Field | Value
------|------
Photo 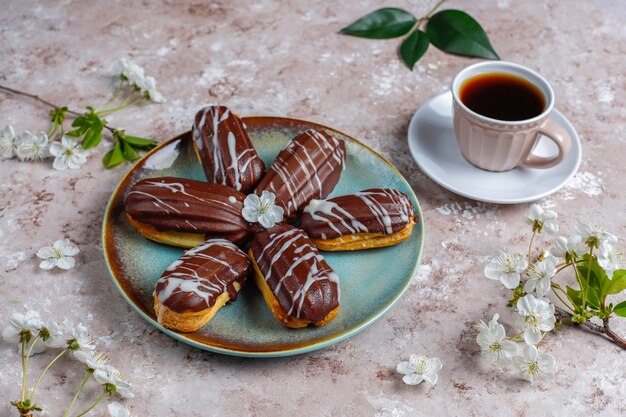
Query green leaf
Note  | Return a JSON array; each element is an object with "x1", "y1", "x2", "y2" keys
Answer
[
  {"x1": 124, "y1": 135, "x2": 157, "y2": 149},
  {"x1": 102, "y1": 140, "x2": 125, "y2": 168},
  {"x1": 585, "y1": 286, "x2": 600, "y2": 310},
  {"x1": 426, "y1": 10, "x2": 499, "y2": 59},
  {"x1": 607, "y1": 270, "x2": 626, "y2": 295},
  {"x1": 613, "y1": 300, "x2": 626, "y2": 317},
  {"x1": 566, "y1": 285, "x2": 582, "y2": 307},
  {"x1": 121, "y1": 140, "x2": 140, "y2": 161},
  {"x1": 400, "y1": 29, "x2": 429, "y2": 70},
  {"x1": 577, "y1": 257, "x2": 610, "y2": 300},
  {"x1": 339, "y1": 8, "x2": 417, "y2": 39}
]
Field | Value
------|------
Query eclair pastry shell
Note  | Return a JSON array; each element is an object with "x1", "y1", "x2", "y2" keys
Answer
[
  {"x1": 311, "y1": 219, "x2": 416, "y2": 251},
  {"x1": 153, "y1": 282, "x2": 241, "y2": 332},
  {"x1": 127, "y1": 215, "x2": 207, "y2": 249}
]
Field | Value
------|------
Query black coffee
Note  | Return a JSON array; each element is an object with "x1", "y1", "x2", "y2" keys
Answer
[{"x1": 460, "y1": 73, "x2": 546, "y2": 121}]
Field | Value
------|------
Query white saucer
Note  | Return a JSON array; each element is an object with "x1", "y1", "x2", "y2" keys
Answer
[{"x1": 407, "y1": 91, "x2": 582, "y2": 204}]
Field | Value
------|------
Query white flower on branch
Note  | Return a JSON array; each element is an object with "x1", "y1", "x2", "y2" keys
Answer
[
  {"x1": 598, "y1": 241, "x2": 622, "y2": 277},
  {"x1": 94, "y1": 366, "x2": 134, "y2": 398},
  {"x1": 242, "y1": 191, "x2": 284, "y2": 229},
  {"x1": 36, "y1": 239, "x2": 79, "y2": 270},
  {"x1": 116, "y1": 58, "x2": 165, "y2": 103},
  {"x1": 476, "y1": 313, "x2": 519, "y2": 366},
  {"x1": 512, "y1": 344, "x2": 555, "y2": 383},
  {"x1": 576, "y1": 223, "x2": 617, "y2": 248},
  {"x1": 74, "y1": 350, "x2": 110, "y2": 372},
  {"x1": 2, "y1": 310, "x2": 46, "y2": 354},
  {"x1": 16, "y1": 131, "x2": 49, "y2": 161},
  {"x1": 67, "y1": 322, "x2": 96, "y2": 355},
  {"x1": 40, "y1": 319, "x2": 66, "y2": 349},
  {"x1": 513, "y1": 294, "x2": 556, "y2": 345},
  {"x1": 49, "y1": 136, "x2": 88, "y2": 170},
  {"x1": 484, "y1": 252, "x2": 528, "y2": 289},
  {"x1": 550, "y1": 236, "x2": 587, "y2": 260},
  {"x1": 525, "y1": 204, "x2": 558, "y2": 234},
  {"x1": 524, "y1": 256, "x2": 558, "y2": 297},
  {"x1": 396, "y1": 354, "x2": 442, "y2": 386},
  {"x1": 0, "y1": 124, "x2": 19, "y2": 159}
]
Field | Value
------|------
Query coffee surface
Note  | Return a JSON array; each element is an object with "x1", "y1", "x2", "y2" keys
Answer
[{"x1": 460, "y1": 73, "x2": 546, "y2": 121}]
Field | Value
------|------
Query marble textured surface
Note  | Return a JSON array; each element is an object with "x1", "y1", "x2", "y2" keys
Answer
[{"x1": 1, "y1": 0, "x2": 625, "y2": 416}]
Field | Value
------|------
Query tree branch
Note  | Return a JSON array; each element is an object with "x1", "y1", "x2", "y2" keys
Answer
[{"x1": 554, "y1": 306, "x2": 626, "y2": 349}]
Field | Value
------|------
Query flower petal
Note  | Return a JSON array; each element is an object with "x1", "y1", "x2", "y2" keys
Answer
[
  {"x1": 39, "y1": 258, "x2": 58, "y2": 270},
  {"x1": 36, "y1": 246, "x2": 56, "y2": 259},
  {"x1": 396, "y1": 361, "x2": 414, "y2": 375},
  {"x1": 402, "y1": 374, "x2": 424, "y2": 385},
  {"x1": 241, "y1": 206, "x2": 259, "y2": 223},
  {"x1": 56, "y1": 256, "x2": 75, "y2": 270}
]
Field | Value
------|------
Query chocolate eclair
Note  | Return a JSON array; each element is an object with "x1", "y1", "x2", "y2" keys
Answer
[
  {"x1": 124, "y1": 177, "x2": 253, "y2": 248},
  {"x1": 192, "y1": 105, "x2": 266, "y2": 193},
  {"x1": 248, "y1": 224, "x2": 340, "y2": 328},
  {"x1": 299, "y1": 188, "x2": 417, "y2": 251},
  {"x1": 254, "y1": 129, "x2": 346, "y2": 220},
  {"x1": 154, "y1": 239, "x2": 250, "y2": 332}
]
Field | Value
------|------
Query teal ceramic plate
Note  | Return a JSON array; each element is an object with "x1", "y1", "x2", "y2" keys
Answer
[{"x1": 103, "y1": 117, "x2": 424, "y2": 357}]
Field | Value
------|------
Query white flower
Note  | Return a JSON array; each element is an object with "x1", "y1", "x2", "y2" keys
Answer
[
  {"x1": 576, "y1": 223, "x2": 617, "y2": 248},
  {"x1": 598, "y1": 241, "x2": 622, "y2": 277},
  {"x1": 75, "y1": 350, "x2": 110, "y2": 371},
  {"x1": 16, "y1": 131, "x2": 49, "y2": 161},
  {"x1": 67, "y1": 322, "x2": 96, "y2": 354},
  {"x1": 2, "y1": 310, "x2": 46, "y2": 354},
  {"x1": 242, "y1": 191, "x2": 284, "y2": 229},
  {"x1": 396, "y1": 354, "x2": 442, "y2": 386},
  {"x1": 525, "y1": 204, "x2": 558, "y2": 234},
  {"x1": 40, "y1": 319, "x2": 66, "y2": 348},
  {"x1": 513, "y1": 294, "x2": 556, "y2": 345},
  {"x1": 512, "y1": 344, "x2": 555, "y2": 383},
  {"x1": 523, "y1": 256, "x2": 558, "y2": 297},
  {"x1": 36, "y1": 239, "x2": 80, "y2": 270},
  {"x1": 94, "y1": 366, "x2": 134, "y2": 398},
  {"x1": 137, "y1": 75, "x2": 165, "y2": 103},
  {"x1": 2, "y1": 310, "x2": 43, "y2": 343},
  {"x1": 476, "y1": 313, "x2": 519, "y2": 366},
  {"x1": 484, "y1": 252, "x2": 528, "y2": 289},
  {"x1": 115, "y1": 58, "x2": 147, "y2": 88},
  {"x1": 109, "y1": 402, "x2": 133, "y2": 417},
  {"x1": 550, "y1": 236, "x2": 587, "y2": 259},
  {"x1": 0, "y1": 124, "x2": 19, "y2": 159},
  {"x1": 49, "y1": 136, "x2": 88, "y2": 170}
]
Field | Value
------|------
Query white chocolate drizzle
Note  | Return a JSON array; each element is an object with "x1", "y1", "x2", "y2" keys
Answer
[
  {"x1": 256, "y1": 227, "x2": 340, "y2": 319},
  {"x1": 156, "y1": 239, "x2": 245, "y2": 309}
]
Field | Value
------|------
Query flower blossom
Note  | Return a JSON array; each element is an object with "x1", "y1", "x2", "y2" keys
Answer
[
  {"x1": 16, "y1": 131, "x2": 49, "y2": 161},
  {"x1": 525, "y1": 204, "x2": 558, "y2": 234},
  {"x1": 550, "y1": 236, "x2": 587, "y2": 260},
  {"x1": 242, "y1": 191, "x2": 284, "y2": 229},
  {"x1": 512, "y1": 344, "x2": 555, "y2": 383},
  {"x1": 49, "y1": 136, "x2": 88, "y2": 170},
  {"x1": 36, "y1": 239, "x2": 80, "y2": 270},
  {"x1": 67, "y1": 322, "x2": 96, "y2": 355},
  {"x1": 513, "y1": 294, "x2": 556, "y2": 345},
  {"x1": 484, "y1": 252, "x2": 528, "y2": 289},
  {"x1": 94, "y1": 366, "x2": 134, "y2": 398},
  {"x1": 396, "y1": 354, "x2": 442, "y2": 386},
  {"x1": 523, "y1": 256, "x2": 558, "y2": 297},
  {"x1": 0, "y1": 124, "x2": 19, "y2": 159},
  {"x1": 2, "y1": 310, "x2": 46, "y2": 354},
  {"x1": 598, "y1": 241, "x2": 622, "y2": 277},
  {"x1": 476, "y1": 313, "x2": 519, "y2": 366}
]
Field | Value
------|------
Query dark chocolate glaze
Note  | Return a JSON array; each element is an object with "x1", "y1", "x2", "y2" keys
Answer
[
  {"x1": 250, "y1": 224, "x2": 340, "y2": 323},
  {"x1": 155, "y1": 239, "x2": 250, "y2": 313},
  {"x1": 124, "y1": 177, "x2": 253, "y2": 246},
  {"x1": 192, "y1": 106, "x2": 266, "y2": 193},
  {"x1": 299, "y1": 188, "x2": 416, "y2": 239},
  {"x1": 254, "y1": 129, "x2": 345, "y2": 220}
]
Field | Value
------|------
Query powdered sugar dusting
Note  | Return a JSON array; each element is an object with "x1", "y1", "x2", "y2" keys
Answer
[
  {"x1": 564, "y1": 171, "x2": 603, "y2": 197},
  {"x1": 436, "y1": 202, "x2": 497, "y2": 220}
]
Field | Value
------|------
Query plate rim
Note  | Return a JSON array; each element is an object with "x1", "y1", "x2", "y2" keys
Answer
[
  {"x1": 407, "y1": 91, "x2": 582, "y2": 204},
  {"x1": 102, "y1": 116, "x2": 425, "y2": 357}
]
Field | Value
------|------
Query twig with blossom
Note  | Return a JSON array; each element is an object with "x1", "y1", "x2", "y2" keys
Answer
[
  {"x1": 476, "y1": 204, "x2": 626, "y2": 383},
  {"x1": 0, "y1": 58, "x2": 164, "y2": 169},
  {"x1": 2, "y1": 310, "x2": 134, "y2": 417}
]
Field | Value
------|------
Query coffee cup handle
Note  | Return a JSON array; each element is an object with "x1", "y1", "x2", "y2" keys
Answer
[{"x1": 521, "y1": 119, "x2": 572, "y2": 169}]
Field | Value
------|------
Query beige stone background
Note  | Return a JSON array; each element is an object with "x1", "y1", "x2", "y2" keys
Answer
[{"x1": 1, "y1": 0, "x2": 625, "y2": 416}]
